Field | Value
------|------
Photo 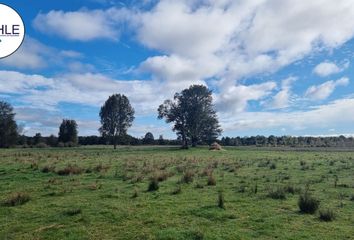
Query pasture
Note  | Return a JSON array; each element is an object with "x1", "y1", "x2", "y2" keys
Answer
[{"x1": 0, "y1": 146, "x2": 353, "y2": 239}]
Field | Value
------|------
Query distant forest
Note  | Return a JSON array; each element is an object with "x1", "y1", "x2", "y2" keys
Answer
[{"x1": 17, "y1": 134, "x2": 354, "y2": 148}]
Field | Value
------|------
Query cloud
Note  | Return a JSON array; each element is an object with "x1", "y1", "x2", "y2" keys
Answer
[
  {"x1": 221, "y1": 97, "x2": 354, "y2": 132},
  {"x1": 30, "y1": 1, "x2": 354, "y2": 112},
  {"x1": 0, "y1": 37, "x2": 85, "y2": 70},
  {"x1": 215, "y1": 82, "x2": 277, "y2": 113},
  {"x1": 269, "y1": 77, "x2": 297, "y2": 109},
  {"x1": 313, "y1": 61, "x2": 347, "y2": 77},
  {"x1": 305, "y1": 77, "x2": 349, "y2": 100},
  {"x1": 33, "y1": 8, "x2": 130, "y2": 41}
]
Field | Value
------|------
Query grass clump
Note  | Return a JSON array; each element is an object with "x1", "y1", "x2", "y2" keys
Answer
[
  {"x1": 268, "y1": 187, "x2": 286, "y2": 200},
  {"x1": 64, "y1": 208, "x2": 82, "y2": 216},
  {"x1": 319, "y1": 208, "x2": 336, "y2": 222},
  {"x1": 3, "y1": 192, "x2": 30, "y2": 207},
  {"x1": 56, "y1": 164, "x2": 83, "y2": 175},
  {"x1": 171, "y1": 186, "x2": 182, "y2": 195},
  {"x1": 181, "y1": 170, "x2": 194, "y2": 184},
  {"x1": 207, "y1": 174, "x2": 216, "y2": 186},
  {"x1": 218, "y1": 191, "x2": 225, "y2": 209},
  {"x1": 298, "y1": 191, "x2": 320, "y2": 214},
  {"x1": 148, "y1": 178, "x2": 159, "y2": 192}
]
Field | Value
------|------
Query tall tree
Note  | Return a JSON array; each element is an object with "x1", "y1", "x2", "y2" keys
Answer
[
  {"x1": 58, "y1": 119, "x2": 78, "y2": 144},
  {"x1": 143, "y1": 132, "x2": 154, "y2": 144},
  {"x1": 99, "y1": 94, "x2": 135, "y2": 149},
  {"x1": 158, "y1": 85, "x2": 222, "y2": 148},
  {"x1": 0, "y1": 101, "x2": 18, "y2": 148}
]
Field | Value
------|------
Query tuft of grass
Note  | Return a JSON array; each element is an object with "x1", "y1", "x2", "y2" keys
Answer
[
  {"x1": 207, "y1": 174, "x2": 216, "y2": 186},
  {"x1": 268, "y1": 187, "x2": 286, "y2": 200},
  {"x1": 218, "y1": 191, "x2": 225, "y2": 209},
  {"x1": 41, "y1": 165, "x2": 55, "y2": 173},
  {"x1": 132, "y1": 188, "x2": 139, "y2": 198},
  {"x1": 181, "y1": 170, "x2": 194, "y2": 184},
  {"x1": 56, "y1": 165, "x2": 83, "y2": 176},
  {"x1": 3, "y1": 192, "x2": 30, "y2": 207},
  {"x1": 319, "y1": 208, "x2": 336, "y2": 222},
  {"x1": 171, "y1": 186, "x2": 182, "y2": 195},
  {"x1": 269, "y1": 163, "x2": 277, "y2": 169},
  {"x1": 298, "y1": 191, "x2": 320, "y2": 214},
  {"x1": 64, "y1": 208, "x2": 82, "y2": 216},
  {"x1": 147, "y1": 178, "x2": 159, "y2": 192}
]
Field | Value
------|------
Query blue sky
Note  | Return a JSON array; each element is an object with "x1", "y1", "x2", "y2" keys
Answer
[{"x1": 1, "y1": 0, "x2": 354, "y2": 138}]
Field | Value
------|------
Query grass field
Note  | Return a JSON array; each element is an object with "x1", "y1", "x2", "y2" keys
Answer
[{"x1": 0, "y1": 146, "x2": 353, "y2": 240}]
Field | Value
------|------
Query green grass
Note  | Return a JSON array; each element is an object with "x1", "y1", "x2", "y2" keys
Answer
[{"x1": 0, "y1": 146, "x2": 353, "y2": 239}]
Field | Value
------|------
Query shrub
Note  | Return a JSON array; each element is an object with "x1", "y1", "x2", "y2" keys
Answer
[
  {"x1": 319, "y1": 208, "x2": 335, "y2": 222},
  {"x1": 147, "y1": 178, "x2": 159, "y2": 192},
  {"x1": 298, "y1": 191, "x2": 320, "y2": 214},
  {"x1": 218, "y1": 191, "x2": 225, "y2": 209},
  {"x1": 3, "y1": 192, "x2": 30, "y2": 206},
  {"x1": 268, "y1": 187, "x2": 286, "y2": 200},
  {"x1": 350, "y1": 195, "x2": 354, "y2": 201},
  {"x1": 207, "y1": 174, "x2": 216, "y2": 186},
  {"x1": 181, "y1": 170, "x2": 194, "y2": 184},
  {"x1": 57, "y1": 142, "x2": 65, "y2": 148}
]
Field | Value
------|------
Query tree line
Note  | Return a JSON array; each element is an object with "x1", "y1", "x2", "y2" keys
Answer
[{"x1": 1, "y1": 85, "x2": 354, "y2": 148}]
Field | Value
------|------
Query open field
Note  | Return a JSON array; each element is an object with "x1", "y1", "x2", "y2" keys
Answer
[{"x1": 0, "y1": 146, "x2": 353, "y2": 240}]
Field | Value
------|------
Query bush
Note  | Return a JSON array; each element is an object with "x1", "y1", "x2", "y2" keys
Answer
[
  {"x1": 268, "y1": 187, "x2": 286, "y2": 200},
  {"x1": 298, "y1": 191, "x2": 320, "y2": 214},
  {"x1": 147, "y1": 178, "x2": 159, "y2": 192},
  {"x1": 3, "y1": 192, "x2": 30, "y2": 206},
  {"x1": 57, "y1": 142, "x2": 65, "y2": 148},
  {"x1": 319, "y1": 208, "x2": 335, "y2": 222}
]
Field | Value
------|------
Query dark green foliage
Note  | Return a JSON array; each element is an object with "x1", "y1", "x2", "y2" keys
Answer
[
  {"x1": 269, "y1": 162, "x2": 276, "y2": 169},
  {"x1": 298, "y1": 191, "x2": 320, "y2": 214},
  {"x1": 99, "y1": 94, "x2": 135, "y2": 149},
  {"x1": 64, "y1": 208, "x2": 82, "y2": 216},
  {"x1": 3, "y1": 192, "x2": 30, "y2": 206},
  {"x1": 143, "y1": 132, "x2": 155, "y2": 144},
  {"x1": 58, "y1": 119, "x2": 78, "y2": 145},
  {"x1": 148, "y1": 178, "x2": 159, "y2": 191},
  {"x1": 158, "y1": 85, "x2": 221, "y2": 148},
  {"x1": 218, "y1": 191, "x2": 225, "y2": 209},
  {"x1": 0, "y1": 101, "x2": 18, "y2": 148},
  {"x1": 319, "y1": 208, "x2": 335, "y2": 222}
]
